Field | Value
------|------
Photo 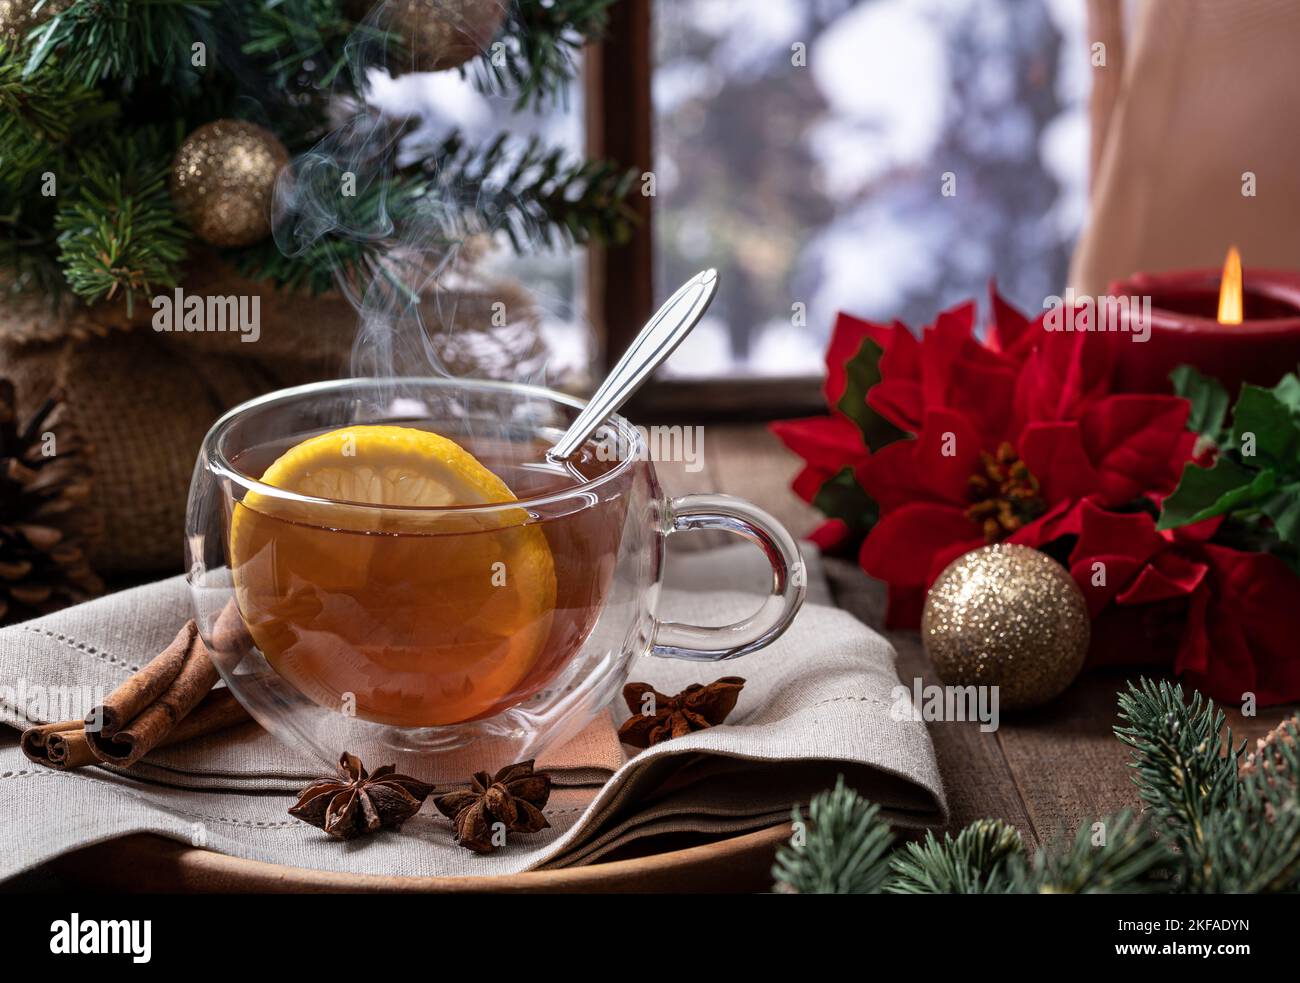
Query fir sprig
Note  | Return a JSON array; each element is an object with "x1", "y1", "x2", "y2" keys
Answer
[
  {"x1": 0, "y1": 45, "x2": 105, "y2": 149},
  {"x1": 239, "y1": 129, "x2": 636, "y2": 295},
  {"x1": 240, "y1": 0, "x2": 390, "y2": 92},
  {"x1": 54, "y1": 138, "x2": 188, "y2": 313},
  {"x1": 413, "y1": 130, "x2": 637, "y2": 251},
  {"x1": 772, "y1": 776, "x2": 895, "y2": 894},
  {"x1": 773, "y1": 679, "x2": 1299, "y2": 894},
  {"x1": 1200, "y1": 720, "x2": 1300, "y2": 893},
  {"x1": 471, "y1": 0, "x2": 619, "y2": 110},
  {"x1": 1008, "y1": 810, "x2": 1169, "y2": 893},
  {"x1": 1114, "y1": 678, "x2": 1244, "y2": 890},
  {"x1": 0, "y1": 1, "x2": 633, "y2": 311},
  {"x1": 25, "y1": 0, "x2": 217, "y2": 87},
  {"x1": 887, "y1": 820, "x2": 1023, "y2": 894}
]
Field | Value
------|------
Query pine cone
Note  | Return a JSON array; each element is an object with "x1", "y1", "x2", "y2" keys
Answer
[{"x1": 0, "y1": 380, "x2": 103, "y2": 624}]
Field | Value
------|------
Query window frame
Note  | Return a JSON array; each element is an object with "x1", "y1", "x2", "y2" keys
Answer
[{"x1": 583, "y1": 0, "x2": 825, "y2": 420}]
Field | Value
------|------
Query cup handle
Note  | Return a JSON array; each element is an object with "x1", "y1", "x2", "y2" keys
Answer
[{"x1": 652, "y1": 493, "x2": 807, "y2": 661}]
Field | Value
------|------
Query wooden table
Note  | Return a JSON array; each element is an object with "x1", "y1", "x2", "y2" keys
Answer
[{"x1": 659, "y1": 423, "x2": 1295, "y2": 852}]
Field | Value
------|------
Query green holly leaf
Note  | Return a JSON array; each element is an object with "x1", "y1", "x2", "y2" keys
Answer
[
  {"x1": 1169, "y1": 365, "x2": 1230, "y2": 441},
  {"x1": 1271, "y1": 370, "x2": 1300, "y2": 420},
  {"x1": 1157, "y1": 457, "x2": 1276, "y2": 530},
  {"x1": 1229, "y1": 384, "x2": 1300, "y2": 470},
  {"x1": 836, "y1": 337, "x2": 907, "y2": 452},
  {"x1": 1261, "y1": 482, "x2": 1300, "y2": 548},
  {"x1": 812, "y1": 465, "x2": 878, "y2": 534}
]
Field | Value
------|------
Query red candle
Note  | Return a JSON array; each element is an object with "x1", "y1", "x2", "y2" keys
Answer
[{"x1": 1107, "y1": 251, "x2": 1300, "y2": 395}]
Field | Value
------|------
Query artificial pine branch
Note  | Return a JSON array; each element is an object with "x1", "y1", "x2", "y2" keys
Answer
[
  {"x1": 412, "y1": 130, "x2": 637, "y2": 251},
  {"x1": 472, "y1": 0, "x2": 619, "y2": 110},
  {"x1": 774, "y1": 679, "x2": 1300, "y2": 895},
  {"x1": 887, "y1": 819, "x2": 1023, "y2": 894},
  {"x1": 1008, "y1": 810, "x2": 1169, "y2": 894},
  {"x1": 240, "y1": 0, "x2": 386, "y2": 92},
  {"x1": 54, "y1": 134, "x2": 188, "y2": 312},
  {"x1": 25, "y1": 0, "x2": 216, "y2": 88},
  {"x1": 771, "y1": 776, "x2": 896, "y2": 894},
  {"x1": 1200, "y1": 720, "x2": 1300, "y2": 893},
  {"x1": 2, "y1": 2, "x2": 636, "y2": 311},
  {"x1": 0, "y1": 45, "x2": 103, "y2": 148},
  {"x1": 1114, "y1": 678, "x2": 1245, "y2": 890},
  {"x1": 238, "y1": 129, "x2": 636, "y2": 295}
]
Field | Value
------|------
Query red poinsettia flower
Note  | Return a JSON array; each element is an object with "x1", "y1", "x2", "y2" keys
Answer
[
  {"x1": 771, "y1": 294, "x2": 1030, "y2": 552},
  {"x1": 777, "y1": 287, "x2": 1298, "y2": 704},
  {"x1": 855, "y1": 300, "x2": 1193, "y2": 627},
  {"x1": 1058, "y1": 500, "x2": 1300, "y2": 705},
  {"x1": 770, "y1": 311, "x2": 895, "y2": 551}
]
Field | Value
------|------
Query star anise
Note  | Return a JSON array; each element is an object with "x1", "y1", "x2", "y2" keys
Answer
[
  {"x1": 432, "y1": 759, "x2": 552, "y2": 854},
  {"x1": 617, "y1": 676, "x2": 746, "y2": 749},
  {"x1": 289, "y1": 752, "x2": 435, "y2": 840}
]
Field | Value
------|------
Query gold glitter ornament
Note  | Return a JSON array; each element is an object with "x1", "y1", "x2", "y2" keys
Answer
[
  {"x1": 921, "y1": 543, "x2": 1089, "y2": 711},
  {"x1": 169, "y1": 120, "x2": 289, "y2": 248},
  {"x1": 382, "y1": 0, "x2": 508, "y2": 73},
  {"x1": 0, "y1": 0, "x2": 67, "y2": 45}
]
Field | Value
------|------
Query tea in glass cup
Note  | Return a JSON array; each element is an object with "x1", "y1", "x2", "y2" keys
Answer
[
  {"x1": 228, "y1": 425, "x2": 628, "y2": 727},
  {"x1": 188, "y1": 378, "x2": 804, "y2": 771}
]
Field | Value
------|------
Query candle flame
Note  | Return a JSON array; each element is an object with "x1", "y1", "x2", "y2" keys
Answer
[{"x1": 1218, "y1": 246, "x2": 1243, "y2": 325}]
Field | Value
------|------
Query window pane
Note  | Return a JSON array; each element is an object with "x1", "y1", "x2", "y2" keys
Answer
[{"x1": 652, "y1": 0, "x2": 1088, "y2": 378}]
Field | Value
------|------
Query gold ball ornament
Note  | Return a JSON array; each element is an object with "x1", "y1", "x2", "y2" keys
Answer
[
  {"x1": 169, "y1": 120, "x2": 290, "y2": 248},
  {"x1": 0, "y1": 0, "x2": 68, "y2": 45},
  {"x1": 384, "y1": 0, "x2": 508, "y2": 73},
  {"x1": 921, "y1": 543, "x2": 1090, "y2": 711}
]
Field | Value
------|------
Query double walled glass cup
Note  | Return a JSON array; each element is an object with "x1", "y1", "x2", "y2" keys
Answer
[{"x1": 186, "y1": 378, "x2": 805, "y2": 778}]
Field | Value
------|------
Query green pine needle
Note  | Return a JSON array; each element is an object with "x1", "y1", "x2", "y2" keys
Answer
[
  {"x1": 771, "y1": 776, "x2": 895, "y2": 894},
  {"x1": 240, "y1": 0, "x2": 387, "y2": 92},
  {"x1": 1009, "y1": 810, "x2": 1171, "y2": 894},
  {"x1": 773, "y1": 679, "x2": 1299, "y2": 894},
  {"x1": 1198, "y1": 720, "x2": 1300, "y2": 893},
  {"x1": 1115, "y1": 678, "x2": 1245, "y2": 889},
  {"x1": 54, "y1": 136, "x2": 188, "y2": 313},
  {"x1": 1, "y1": 1, "x2": 635, "y2": 307},
  {"x1": 470, "y1": 0, "x2": 619, "y2": 110},
  {"x1": 416, "y1": 129, "x2": 637, "y2": 252},
  {"x1": 25, "y1": 0, "x2": 216, "y2": 88},
  {"x1": 887, "y1": 820, "x2": 1024, "y2": 894}
]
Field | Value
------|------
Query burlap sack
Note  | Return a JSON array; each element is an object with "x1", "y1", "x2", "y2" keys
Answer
[{"x1": 0, "y1": 259, "x2": 545, "y2": 577}]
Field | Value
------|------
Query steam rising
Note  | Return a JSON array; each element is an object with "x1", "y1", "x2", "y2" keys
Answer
[{"x1": 270, "y1": 0, "x2": 554, "y2": 394}]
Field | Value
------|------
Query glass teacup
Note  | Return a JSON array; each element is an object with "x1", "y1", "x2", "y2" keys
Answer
[{"x1": 186, "y1": 378, "x2": 805, "y2": 777}]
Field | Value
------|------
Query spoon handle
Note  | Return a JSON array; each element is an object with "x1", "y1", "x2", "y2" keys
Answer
[{"x1": 550, "y1": 268, "x2": 719, "y2": 460}]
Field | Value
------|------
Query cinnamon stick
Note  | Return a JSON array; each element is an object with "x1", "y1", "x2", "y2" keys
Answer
[
  {"x1": 20, "y1": 719, "x2": 98, "y2": 770},
  {"x1": 83, "y1": 619, "x2": 225, "y2": 767},
  {"x1": 22, "y1": 688, "x2": 252, "y2": 771}
]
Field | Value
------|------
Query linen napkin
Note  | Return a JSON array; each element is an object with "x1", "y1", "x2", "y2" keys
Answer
[{"x1": 0, "y1": 543, "x2": 945, "y2": 881}]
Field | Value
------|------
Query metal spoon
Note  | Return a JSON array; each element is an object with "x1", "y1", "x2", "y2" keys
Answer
[{"x1": 549, "y1": 268, "x2": 719, "y2": 461}]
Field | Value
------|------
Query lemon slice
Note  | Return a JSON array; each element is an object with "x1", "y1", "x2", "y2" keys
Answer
[
  {"x1": 229, "y1": 425, "x2": 558, "y2": 727},
  {"x1": 261, "y1": 425, "x2": 516, "y2": 507}
]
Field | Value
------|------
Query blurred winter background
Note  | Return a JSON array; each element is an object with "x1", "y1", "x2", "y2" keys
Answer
[
  {"x1": 378, "y1": 0, "x2": 1089, "y2": 382},
  {"x1": 655, "y1": 0, "x2": 1089, "y2": 377}
]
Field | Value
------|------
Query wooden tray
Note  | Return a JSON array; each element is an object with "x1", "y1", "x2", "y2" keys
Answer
[{"x1": 48, "y1": 825, "x2": 789, "y2": 893}]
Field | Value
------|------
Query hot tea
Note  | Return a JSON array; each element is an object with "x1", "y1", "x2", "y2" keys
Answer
[{"x1": 227, "y1": 424, "x2": 632, "y2": 727}]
